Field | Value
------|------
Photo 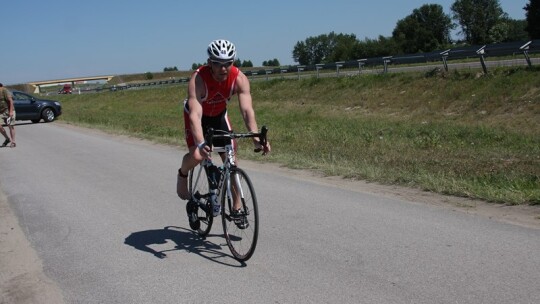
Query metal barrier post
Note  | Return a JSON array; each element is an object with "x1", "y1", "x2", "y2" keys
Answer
[
  {"x1": 357, "y1": 59, "x2": 366, "y2": 74},
  {"x1": 477, "y1": 46, "x2": 488, "y2": 74},
  {"x1": 440, "y1": 50, "x2": 450, "y2": 72},
  {"x1": 520, "y1": 41, "x2": 533, "y2": 68},
  {"x1": 316, "y1": 64, "x2": 324, "y2": 78},
  {"x1": 265, "y1": 70, "x2": 272, "y2": 81},
  {"x1": 383, "y1": 57, "x2": 393, "y2": 73},
  {"x1": 297, "y1": 66, "x2": 305, "y2": 80},
  {"x1": 280, "y1": 69, "x2": 287, "y2": 79},
  {"x1": 335, "y1": 62, "x2": 344, "y2": 77}
]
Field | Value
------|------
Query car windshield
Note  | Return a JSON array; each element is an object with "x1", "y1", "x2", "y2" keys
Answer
[{"x1": 12, "y1": 92, "x2": 31, "y2": 100}]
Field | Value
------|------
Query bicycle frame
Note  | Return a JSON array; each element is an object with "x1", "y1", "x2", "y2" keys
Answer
[
  {"x1": 192, "y1": 125, "x2": 264, "y2": 211},
  {"x1": 187, "y1": 127, "x2": 267, "y2": 261}
]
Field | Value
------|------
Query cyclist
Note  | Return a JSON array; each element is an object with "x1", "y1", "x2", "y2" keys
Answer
[{"x1": 177, "y1": 39, "x2": 271, "y2": 229}]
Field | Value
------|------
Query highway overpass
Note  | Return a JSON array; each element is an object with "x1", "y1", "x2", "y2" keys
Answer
[{"x1": 28, "y1": 75, "x2": 114, "y2": 93}]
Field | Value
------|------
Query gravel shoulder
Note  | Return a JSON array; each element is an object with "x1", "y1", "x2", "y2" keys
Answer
[{"x1": 0, "y1": 191, "x2": 65, "y2": 304}]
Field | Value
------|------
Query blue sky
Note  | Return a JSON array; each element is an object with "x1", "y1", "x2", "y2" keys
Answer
[{"x1": 1, "y1": 0, "x2": 528, "y2": 85}]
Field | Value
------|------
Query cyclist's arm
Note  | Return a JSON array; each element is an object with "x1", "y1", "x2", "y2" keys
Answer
[
  {"x1": 187, "y1": 73, "x2": 206, "y2": 147},
  {"x1": 236, "y1": 71, "x2": 258, "y2": 135},
  {"x1": 236, "y1": 71, "x2": 271, "y2": 154}
]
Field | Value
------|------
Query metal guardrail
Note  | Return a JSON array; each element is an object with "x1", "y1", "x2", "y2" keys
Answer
[
  {"x1": 253, "y1": 39, "x2": 540, "y2": 76},
  {"x1": 242, "y1": 40, "x2": 540, "y2": 80},
  {"x1": 62, "y1": 40, "x2": 539, "y2": 95}
]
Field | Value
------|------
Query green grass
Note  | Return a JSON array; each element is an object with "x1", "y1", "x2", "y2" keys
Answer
[{"x1": 54, "y1": 67, "x2": 540, "y2": 205}]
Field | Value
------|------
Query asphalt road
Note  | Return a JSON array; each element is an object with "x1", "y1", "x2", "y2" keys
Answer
[{"x1": 1, "y1": 123, "x2": 539, "y2": 304}]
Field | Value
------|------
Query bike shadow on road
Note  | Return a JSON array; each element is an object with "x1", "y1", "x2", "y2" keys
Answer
[{"x1": 124, "y1": 226, "x2": 246, "y2": 267}]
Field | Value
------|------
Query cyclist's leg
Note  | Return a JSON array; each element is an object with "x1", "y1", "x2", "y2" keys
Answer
[
  {"x1": 181, "y1": 147, "x2": 211, "y2": 231},
  {"x1": 231, "y1": 171, "x2": 242, "y2": 211},
  {"x1": 218, "y1": 150, "x2": 241, "y2": 212},
  {"x1": 228, "y1": 151, "x2": 242, "y2": 212},
  {"x1": 189, "y1": 163, "x2": 213, "y2": 236},
  {"x1": 177, "y1": 150, "x2": 201, "y2": 198},
  {"x1": 177, "y1": 108, "x2": 205, "y2": 200},
  {"x1": 213, "y1": 109, "x2": 244, "y2": 209}
]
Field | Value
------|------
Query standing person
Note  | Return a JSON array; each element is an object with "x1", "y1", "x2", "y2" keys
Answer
[
  {"x1": 177, "y1": 39, "x2": 271, "y2": 229},
  {"x1": 0, "y1": 83, "x2": 15, "y2": 148}
]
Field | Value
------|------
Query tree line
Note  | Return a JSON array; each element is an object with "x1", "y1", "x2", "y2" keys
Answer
[
  {"x1": 179, "y1": 0, "x2": 538, "y2": 69},
  {"x1": 187, "y1": 58, "x2": 281, "y2": 71},
  {"x1": 293, "y1": 0, "x2": 539, "y2": 65}
]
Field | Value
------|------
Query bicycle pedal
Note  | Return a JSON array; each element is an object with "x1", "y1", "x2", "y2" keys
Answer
[{"x1": 186, "y1": 201, "x2": 200, "y2": 230}]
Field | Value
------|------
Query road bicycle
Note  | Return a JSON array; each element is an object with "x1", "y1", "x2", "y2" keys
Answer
[{"x1": 187, "y1": 126, "x2": 268, "y2": 261}]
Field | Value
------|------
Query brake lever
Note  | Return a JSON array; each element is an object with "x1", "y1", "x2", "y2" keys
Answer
[
  {"x1": 254, "y1": 126, "x2": 268, "y2": 153},
  {"x1": 204, "y1": 128, "x2": 214, "y2": 151}
]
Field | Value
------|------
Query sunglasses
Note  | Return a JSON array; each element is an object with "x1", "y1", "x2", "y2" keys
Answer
[{"x1": 211, "y1": 60, "x2": 234, "y2": 68}]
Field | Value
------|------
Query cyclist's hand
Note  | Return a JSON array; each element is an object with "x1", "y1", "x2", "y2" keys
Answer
[
  {"x1": 198, "y1": 144, "x2": 211, "y2": 159},
  {"x1": 254, "y1": 140, "x2": 271, "y2": 155}
]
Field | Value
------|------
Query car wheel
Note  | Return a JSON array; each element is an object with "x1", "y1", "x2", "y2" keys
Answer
[
  {"x1": 42, "y1": 108, "x2": 56, "y2": 122},
  {"x1": 31, "y1": 119, "x2": 41, "y2": 123}
]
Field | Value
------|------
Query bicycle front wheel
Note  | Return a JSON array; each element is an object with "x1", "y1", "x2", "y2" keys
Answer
[
  {"x1": 221, "y1": 168, "x2": 259, "y2": 262},
  {"x1": 189, "y1": 164, "x2": 213, "y2": 237}
]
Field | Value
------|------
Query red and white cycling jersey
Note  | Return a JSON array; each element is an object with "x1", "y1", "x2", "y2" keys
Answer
[{"x1": 194, "y1": 65, "x2": 240, "y2": 117}]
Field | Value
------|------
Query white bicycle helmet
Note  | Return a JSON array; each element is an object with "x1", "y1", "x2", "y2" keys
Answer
[{"x1": 207, "y1": 39, "x2": 236, "y2": 61}]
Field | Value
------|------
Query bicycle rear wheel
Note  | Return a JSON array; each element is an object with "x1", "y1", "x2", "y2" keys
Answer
[
  {"x1": 189, "y1": 165, "x2": 213, "y2": 236},
  {"x1": 221, "y1": 168, "x2": 259, "y2": 261}
]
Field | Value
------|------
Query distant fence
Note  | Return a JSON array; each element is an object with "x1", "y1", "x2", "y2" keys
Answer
[
  {"x1": 55, "y1": 40, "x2": 540, "y2": 95},
  {"x1": 244, "y1": 39, "x2": 540, "y2": 78}
]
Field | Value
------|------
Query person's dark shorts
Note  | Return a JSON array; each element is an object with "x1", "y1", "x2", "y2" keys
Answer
[{"x1": 183, "y1": 102, "x2": 234, "y2": 148}]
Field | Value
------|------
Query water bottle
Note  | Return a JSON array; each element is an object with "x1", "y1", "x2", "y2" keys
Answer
[
  {"x1": 210, "y1": 190, "x2": 220, "y2": 216},
  {"x1": 207, "y1": 165, "x2": 221, "y2": 216},
  {"x1": 208, "y1": 165, "x2": 221, "y2": 188}
]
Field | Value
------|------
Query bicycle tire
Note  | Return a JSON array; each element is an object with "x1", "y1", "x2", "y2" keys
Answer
[
  {"x1": 189, "y1": 165, "x2": 213, "y2": 236},
  {"x1": 221, "y1": 167, "x2": 259, "y2": 261}
]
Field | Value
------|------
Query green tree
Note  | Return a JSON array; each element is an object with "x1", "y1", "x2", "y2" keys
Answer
[
  {"x1": 241, "y1": 60, "x2": 254, "y2": 67},
  {"x1": 525, "y1": 0, "x2": 540, "y2": 38},
  {"x1": 451, "y1": 0, "x2": 506, "y2": 44},
  {"x1": 292, "y1": 37, "x2": 327, "y2": 65},
  {"x1": 191, "y1": 63, "x2": 203, "y2": 70},
  {"x1": 327, "y1": 33, "x2": 359, "y2": 62},
  {"x1": 392, "y1": 4, "x2": 454, "y2": 54},
  {"x1": 163, "y1": 66, "x2": 178, "y2": 72},
  {"x1": 507, "y1": 19, "x2": 529, "y2": 41},
  {"x1": 292, "y1": 32, "x2": 358, "y2": 65},
  {"x1": 145, "y1": 72, "x2": 154, "y2": 80},
  {"x1": 489, "y1": 18, "x2": 528, "y2": 42},
  {"x1": 263, "y1": 59, "x2": 280, "y2": 66},
  {"x1": 354, "y1": 36, "x2": 399, "y2": 59}
]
